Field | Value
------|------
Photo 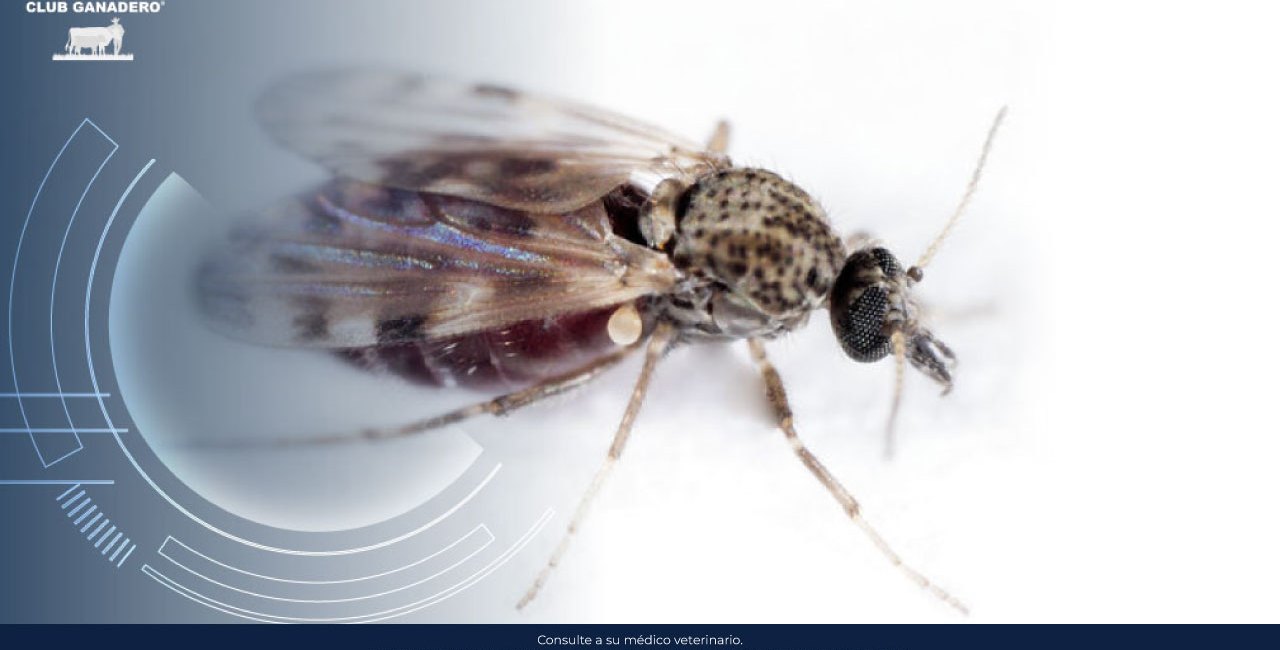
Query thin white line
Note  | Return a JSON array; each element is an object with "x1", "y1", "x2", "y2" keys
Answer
[
  {"x1": 73, "y1": 504, "x2": 97, "y2": 525},
  {"x1": 87, "y1": 518, "x2": 109, "y2": 541},
  {"x1": 56, "y1": 483, "x2": 81, "y2": 499},
  {"x1": 361, "y1": 509, "x2": 556, "y2": 623},
  {"x1": 88, "y1": 119, "x2": 117, "y2": 147},
  {"x1": 1, "y1": 428, "x2": 127, "y2": 433},
  {"x1": 9, "y1": 119, "x2": 89, "y2": 469},
  {"x1": 158, "y1": 524, "x2": 494, "y2": 586},
  {"x1": 0, "y1": 393, "x2": 109, "y2": 398},
  {"x1": 160, "y1": 528, "x2": 493, "y2": 604},
  {"x1": 119, "y1": 454, "x2": 495, "y2": 556},
  {"x1": 79, "y1": 512, "x2": 102, "y2": 533},
  {"x1": 141, "y1": 567, "x2": 280, "y2": 624},
  {"x1": 42, "y1": 444, "x2": 85, "y2": 469},
  {"x1": 1, "y1": 480, "x2": 111, "y2": 486},
  {"x1": 95, "y1": 525, "x2": 116, "y2": 548},
  {"x1": 102, "y1": 531, "x2": 123, "y2": 555},
  {"x1": 61, "y1": 490, "x2": 85, "y2": 508},
  {"x1": 116, "y1": 543, "x2": 136, "y2": 567},
  {"x1": 141, "y1": 509, "x2": 554, "y2": 623},
  {"x1": 67, "y1": 498, "x2": 90, "y2": 517},
  {"x1": 331, "y1": 509, "x2": 558, "y2": 623},
  {"x1": 51, "y1": 54, "x2": 134, "y2": 61},
  {"x1": 109, "y1": 537, "x2": 129, "y2": 562},
  {"x1": 50, "y1": 118, "x2": 115, "y2": 465}
]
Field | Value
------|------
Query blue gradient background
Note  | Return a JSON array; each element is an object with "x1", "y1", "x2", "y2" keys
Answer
[{"x1": 3, "y1": 0, "x2": 612, "y2": 623}]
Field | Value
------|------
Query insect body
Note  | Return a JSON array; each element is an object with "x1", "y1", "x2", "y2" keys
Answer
[{"x1": 198, "y1": 70, "x2": 1004, "y2": 614}]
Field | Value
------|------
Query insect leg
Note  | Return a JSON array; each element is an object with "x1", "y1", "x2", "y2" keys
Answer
[
  {"x1": 746, "y1": 338, "x2": 969, "y2": 615},
  {"x1": 516, "y1": 321, "x2": 676, "y2": 610},
  {"x1": 706, "y1": 119, "x2": 731, "y2": 154},
  {"x1": 912, "y1": 105, "x2": 1007, "y2": 271},
  {"x1": 191, "y1": 345, "x2": 639, "y2": 449}
]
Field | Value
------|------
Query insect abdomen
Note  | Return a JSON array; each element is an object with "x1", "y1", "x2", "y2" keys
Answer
[{"x1": 337, "y1": 305, "x2": 629, "y2": 390}]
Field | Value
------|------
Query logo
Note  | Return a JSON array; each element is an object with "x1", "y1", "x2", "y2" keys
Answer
[{"x1": 52, "y1": 16, "x2": 131, "y2": 61}]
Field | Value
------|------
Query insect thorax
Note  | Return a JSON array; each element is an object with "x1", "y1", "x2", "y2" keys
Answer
[{"x1": 656, "y1": 168, "x2": 846, "y2": 341}]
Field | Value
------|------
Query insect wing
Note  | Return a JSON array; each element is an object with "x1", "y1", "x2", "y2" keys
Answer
[
  {"x1": 198, "y1": 180, "x2": 678, "y2": 348},
  {"x1": 256, "y1": 70, "x2": 727, "y2": 213}
]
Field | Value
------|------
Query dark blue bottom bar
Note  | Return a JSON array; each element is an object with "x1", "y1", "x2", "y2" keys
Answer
[{"x1": 5, "y1": 624, "x2": 1276, "y2": 649}]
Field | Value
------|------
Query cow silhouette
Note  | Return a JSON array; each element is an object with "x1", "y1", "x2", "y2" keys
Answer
[{"x1": 65, "y1": 17, "x2": 125, "y2": 56}]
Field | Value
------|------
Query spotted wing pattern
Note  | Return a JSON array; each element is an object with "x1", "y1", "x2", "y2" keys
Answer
[
  {"x1": 256, "y1": 70, "x2": 729, "y2": 213},
  {"x1": 198, "y1": 180, "x2": 678, "y2": 348}
]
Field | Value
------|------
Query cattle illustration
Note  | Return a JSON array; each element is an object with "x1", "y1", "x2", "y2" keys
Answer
[{"x1": 64, "y1": 17, "x2": 125, "y2": 57}]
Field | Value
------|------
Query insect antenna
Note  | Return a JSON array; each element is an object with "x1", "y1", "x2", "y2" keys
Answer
[
  {"x1": 885, "y1": 106, "x2": 1008, "y2": 458},
  {"x1": 910, "y1": 105, "x2": 1008, "y2": 275}
]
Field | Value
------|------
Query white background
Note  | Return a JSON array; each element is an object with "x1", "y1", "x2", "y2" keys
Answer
[{"x1": 144, "y1": 0, "x2": 1280, "y2": 622}]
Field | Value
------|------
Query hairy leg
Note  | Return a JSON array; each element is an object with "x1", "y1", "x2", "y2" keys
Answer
[
  {"x1": 747, "y1": 338, "x2": 969, "y2": 615},
  {"x1": 517, "y1": 322, "x2": 676, "y2": 610}
]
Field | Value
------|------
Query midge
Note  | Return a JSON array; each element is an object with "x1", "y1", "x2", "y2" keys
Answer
[{"x1": 198, "y1": 70, "x2": 1005, "y2": 614}]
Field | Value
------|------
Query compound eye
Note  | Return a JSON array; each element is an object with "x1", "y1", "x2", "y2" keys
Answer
[
  {"x1": 869, "y1": 247, "x2": 905, "y2": 278},
  {"x1": 829, "y1": 249, "x2": 896, "y2": 362},
  {"x1": 833, "y1": 286, "x2": 892, "y2": 361}
]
